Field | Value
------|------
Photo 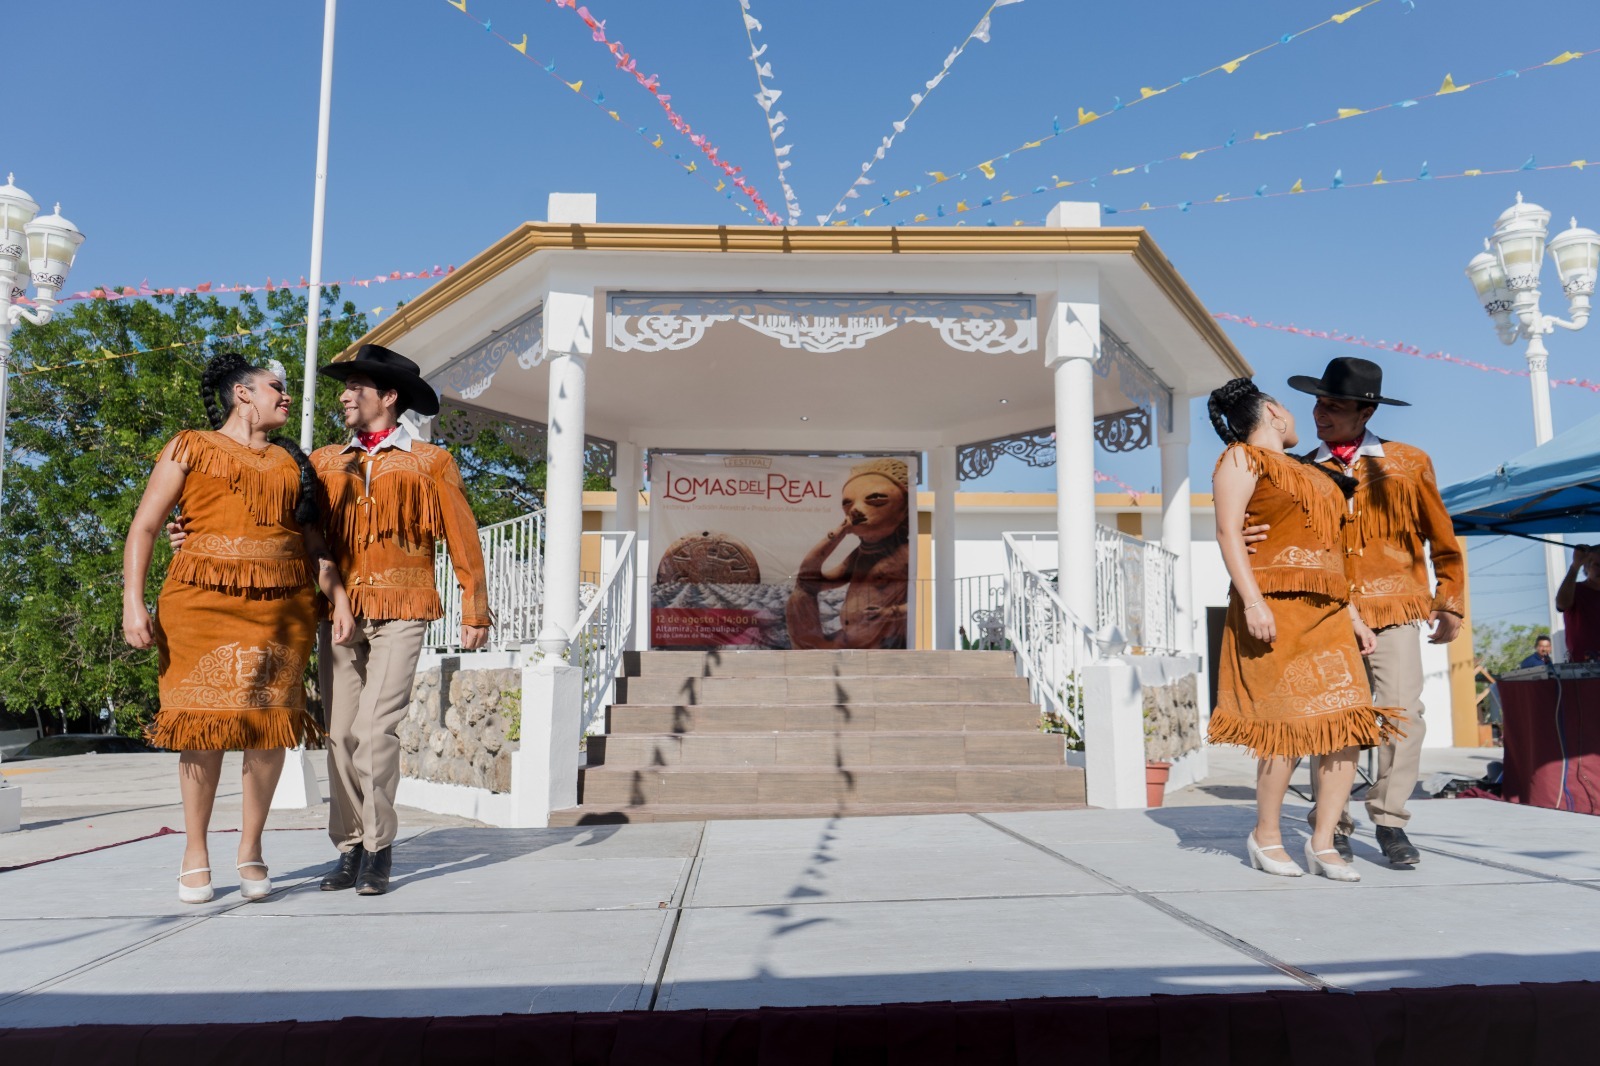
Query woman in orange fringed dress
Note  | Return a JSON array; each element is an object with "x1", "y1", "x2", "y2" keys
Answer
[
  {"x1": 1206, "y1": 377, "x2": 1404, "y2": 883},
  {"x1": 123, "y1": 352, "x2": 355, "y2": 904}
]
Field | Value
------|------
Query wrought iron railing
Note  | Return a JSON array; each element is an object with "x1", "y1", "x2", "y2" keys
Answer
[
  {"x1": 425, "y1": 510, "x2": 545, "y2": 651},
  {"x1": 912, "y1": 573, "x2": 1009, "y2": 650},
  {"x1": 571, "y1": 531, "x2": 636, "y2": 737},
  {"x1": 1003, "y1": 532, "x2": 1096, "y2": 739},
  {"x1": 1094, "y1": 526, "x2": 1180, "y2": 654}
]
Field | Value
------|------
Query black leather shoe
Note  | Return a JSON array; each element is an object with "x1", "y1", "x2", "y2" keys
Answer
[
  {"x1": 1332, "y1": 832, "x2": 1354, "y2": 863},
  {"x1": 1375, "y1": 826, "x2": 1421, "y2": 866},
  {"x1": 320, "y1": 846, "x2": 364, "y2": 891},
  {"x1": 356, "y1": 845, "x2": 392, "y2": 895}
]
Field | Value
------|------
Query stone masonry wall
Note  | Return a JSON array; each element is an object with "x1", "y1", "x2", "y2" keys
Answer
[
  {"x1": 1143, "y1": 673, "x2": 1202, "y2": 764},
  {"x1": 399, "y1": 664, "x2": 520, "y2": 792}
]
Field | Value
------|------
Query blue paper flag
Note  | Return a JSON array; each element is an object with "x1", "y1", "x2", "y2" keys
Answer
[
  {"x1": 1331, "y1": 169, "x2": 1344, "y2": 188},
  {"x1": 483, "y1": 19, "x2": 491, "y2": 32},
  {"x1": 1112, "y1": 96, "x2": 1124, "y2": 111},
  {"x1": 936, "y1": 205, "x2": 946, "y2": 217},
  {"x1": 1419, "y1": 161, "x2": 1431, "y2": 180},
  {"x1": 1521, "y1": 155, "x2": 1537, "y2": 170},
  {"x1": 1103, "y1": 206, "x2": 1118, "y2": 214},
  {"x1": 546, "y1": 60, "x2": 557, "y2": 72},
  {"x1": 1281, "y1": 33, "x2": 1296, "y2": 43},
  {"x1": 1179, "y1": 202, "x2": 1192, "y2": 212},
  {"x1": 1254, "y1": 185, "x2": 1267, "y2": 197},
  {"x1": 596, "y1": 91, "x2": 605, "y2": 103},
  {"x1": 1033, "y1": 185, "x2": 1046, "y2": 194},
  {"x1": 1225, "y1": 131, "x2": 1236, "y2": 148},
  {"x1": 1498, "y1": 70, "x2": 1519, "y2": 79},
  {"x1": 981, "y1": 197, "x2": 993, "y2": 207},
  {"x1": 1052, "y1": 116, "x2": 1062, "y2": 134}
]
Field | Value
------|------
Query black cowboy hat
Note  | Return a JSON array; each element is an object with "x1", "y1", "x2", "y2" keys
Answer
[
  {"x1": 1287, "y1": 356, "x2": 1410, "y2": 407},
  {"x1": 319, "y1": 343, "x2": 440, "y2": 416}
]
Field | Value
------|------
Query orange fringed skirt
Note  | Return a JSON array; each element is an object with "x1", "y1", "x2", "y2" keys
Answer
[
  {"x1": 149, "y1": 579, "x2": 320, "y2": 751},
  {"x1": 1208, "y1": 590, "x2": 1405, "y2": 759}
]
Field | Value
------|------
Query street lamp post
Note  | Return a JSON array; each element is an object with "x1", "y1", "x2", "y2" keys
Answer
[
  {"x1": 1465, "y1": 193, "x2": 1600, "y2": 647},
  {"x1": 0, "y1": 173, "x2": 86, "y2": 507}
]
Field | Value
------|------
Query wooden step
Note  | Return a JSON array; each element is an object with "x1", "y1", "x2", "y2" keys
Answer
[
  {"x1": 547, "y1": 800, "x2": 1089, "y2": 826},
  {"x1": 577, "y1": 764, "x2": 1086, "y2": 807},
  {"x1": 588, "y1": 730, "x2": 1065, "y2": 769},
  {"x1": 605, "y1": 702, "x2": 1044, "y2": 735},
  {"x1": 623, "y1": 649, "x2": 1017, "y2": 678},
  {"x1": 616, "y1": 674, "x2": 1032, "y2": 706}
]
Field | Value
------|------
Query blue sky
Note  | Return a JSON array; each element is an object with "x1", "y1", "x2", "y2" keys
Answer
[{"x1": 10, "y1": 0, "x2": 1598, "y2": 628}]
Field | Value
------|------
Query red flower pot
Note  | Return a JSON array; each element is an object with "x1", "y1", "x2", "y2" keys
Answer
[{"x1": 1145, "y1": 760, "x2": 1171, "y2": 808}]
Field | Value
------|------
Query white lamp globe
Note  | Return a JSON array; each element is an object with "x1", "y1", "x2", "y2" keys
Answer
[
  {"x1": 24, "y1": 203, "x2": 85, "y2": 296},
  {"x1": 1490, "y1": 193, "x2": 1552, "y2": 294},
  {"x1": 0, "y1": 174, "x2": 40, "y2": 277}
]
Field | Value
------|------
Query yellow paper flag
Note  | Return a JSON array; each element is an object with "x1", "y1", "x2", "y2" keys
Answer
[
  {"x1": 1291, "y1": 178, "x2": 1304, "y2": 193},
  {"x1": 1214, "y1": 193, "x2": 1229, "y2": 202},
  {"x1": 1574, "y1": 160, "x2": 1590, "y2": 169},
  {"x1": 448, "y1": 0, "x2": 468, "y2": 11},
  {"x1": 1140, "y1": 202, "x2": 1152, "y2": 211},
  {"x1": 1112, "y1": 167, "x2": 1136, "y2": 176},
  {"x1": 1548, "y1": 51, "x2": 1583, "y2": 65},
  {"x1": 652, "y1": 135, "x2": 663, "y2": 147},
  {"x1": 1330, "y1": 5, "x2": 1365, "y2": 24},
  {"x1": 914, "y1": 213, "x2": 929, "y2": 222},
  {"x1": 1373, "y1": 170, "x2": 1386, "y2": 184},
  {"x1": 1221, "y1": 57, "x2": 1247, "y2": 74},
  {"x1": 832, "y1": 220, "x2": 849, "y2": 227},
  {"x1": 512, "y1": 34, "x2": 527, "y2": 54},
  {"x1": 715, "y1": 180, "x2": 726, "y2": 191},
  {"x1": 1077, "y1": 107, "x2": 1099, "y2": 126},
  {"x1": 863, "y1": 207, "x2": 876, "y2": 217},
  {"x1": 1336, "y1": 108, "x2": 1363, "y2": 119},
  {"x1": 685, "y1": 162, "x2": 697, "y2": 173},
  {"x1": 608, "y1": 111, "x2": 620, "y2": 121},
  {"x1": 1000, "y1": 192, "x2": 1016, "y2": 202},
  {"x1": 566, "y1": 79, "x2": 583, "y2": 93},
  {"x1": 1438, "y1": 73, "x2": 1463, "y2": 94},
  {"x1": 1020, "y1": 140, "x2": 1043, "y2": 150},
  {"x1": 1253, "y1": 131, "x2": 1278, "y2": 141},
  {"x1": 928, "y1": 171, "x2": 950, "y2": 183},
  {"x1": 895, "y1": 189, "x2": 912, "y2": 199},
  {"x1": 1181, "y1": 151, "x2": 1202, "y2": 160},
  {"x1": 978, "y1": 161, "x2": 997, "y2": 179},
  {"x1": 956, "y1": 201, "x2": 969, "y2": 213},
  {"x1": 1464, "y1": 169, "x2": 1483, "y2": 176},
  {"x1": 1013, "y1": 220, "x2": 1026, "y2": 226},
  {"x1": 1139, "y1": 87, "x2": 1163, "y2": 99}
]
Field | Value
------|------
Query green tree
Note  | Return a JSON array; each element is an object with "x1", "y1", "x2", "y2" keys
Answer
[{"x1": 1474, "y1": 620, "x2": 1546, "y2": 681}]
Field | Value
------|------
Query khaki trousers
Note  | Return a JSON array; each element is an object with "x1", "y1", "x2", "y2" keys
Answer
[
  {"x1": 1314, "y1": 622, "x2": 1427, "y2": 834},
  {"x1": 320, "y1": 618, "x2": 428, "y2": 853}
]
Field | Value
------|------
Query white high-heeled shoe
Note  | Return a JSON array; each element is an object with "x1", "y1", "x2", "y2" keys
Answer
[
  {"x1": 1304, "y1": 839, "x2": 1361, "y2": 882},
  {"x1": 177, "y1": 867, "x2": 214, "y2": 904},
  {"x1": 237, "y1": 861, "x2": 273, "y2": 901},
  {"x1": 1246, "y1": 833, "x2": 1303, "y2": 877}
]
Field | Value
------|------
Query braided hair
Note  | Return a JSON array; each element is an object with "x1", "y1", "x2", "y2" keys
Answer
[
  {"x1": 1207, "y1": 377, "x2": 1277, "y2": 445},
  {"x1": 197, "y1": 351, "x2": 322, "y2": 526}
]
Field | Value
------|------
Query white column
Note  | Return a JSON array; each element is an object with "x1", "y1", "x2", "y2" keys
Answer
[
  {"x1": 611, "y1": 441, "x2": 644, "y2": 652},
  {"x1": 536, "y1": 287, "x2": 595, "y2": 657},
  {"x1": 1159, "y1": 398, "x2": 1194, "y2": 653},
  {"x1": 931, "y1": 445, "x2": 957, "y2": 649},
  {"x1": 1046, "y1": 264, "x2": 1101, "y2": 631}
]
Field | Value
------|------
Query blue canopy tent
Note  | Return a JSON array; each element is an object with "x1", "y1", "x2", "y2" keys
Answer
[{"x1": 1442, "y1": 411, "x2": 1600, "y2": 542}]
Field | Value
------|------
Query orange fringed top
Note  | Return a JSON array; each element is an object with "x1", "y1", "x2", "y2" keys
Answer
[
  {"x1": 1313, "y1": 441, "x2": 1467, "y2": 629},
  {"x1": 1218, "y1": 443, "x2": 1353, "y2": 603},
  {"x1": 310, "y1": 440, "x2": 489, "y2": 625},
  {"x1": 164, "y1": 430, "x2": 313, "y2": 595}
]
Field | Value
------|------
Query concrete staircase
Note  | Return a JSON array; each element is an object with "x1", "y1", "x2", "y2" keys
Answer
[{"x1": 548, "y1": 650, "x2": 1085, "y2": 825}]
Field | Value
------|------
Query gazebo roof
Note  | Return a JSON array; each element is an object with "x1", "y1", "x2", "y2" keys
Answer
[{"x1": 338, "y1": 221, "x2": 1249, "y2": 454}]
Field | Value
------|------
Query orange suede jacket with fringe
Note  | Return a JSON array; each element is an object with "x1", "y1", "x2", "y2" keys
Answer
[
  {"x1": 1311, "y1": 439, "x2": 1466, "y2": 629},
  {"x1": 310, "y1": 439, "x2": 489, "y2": 626},
  {"x1": 1227, "y1": 444, "x2": 1352, "y2": 604}
]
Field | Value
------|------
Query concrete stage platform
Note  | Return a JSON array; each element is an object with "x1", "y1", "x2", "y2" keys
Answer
[{"x1": 3, "y1": 795, "x2": 1598, "y2": 1029}]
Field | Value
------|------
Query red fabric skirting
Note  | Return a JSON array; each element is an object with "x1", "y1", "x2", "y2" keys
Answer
[
  {"x1": 1, "y1": 981, "x2": 1595, "y2": 1064},
  {"x1": 1500, "y1": 677, "x2": 1600, "y2": 814}
]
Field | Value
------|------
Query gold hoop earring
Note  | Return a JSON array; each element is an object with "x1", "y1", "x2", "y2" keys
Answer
[{"x1": 246, "y1": 404, "x2": 260, "y2": 428}]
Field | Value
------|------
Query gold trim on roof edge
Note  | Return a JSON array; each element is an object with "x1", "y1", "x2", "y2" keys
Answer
[{"x1": 337, "y1": 223, "x2": 1249, "y2": 377}]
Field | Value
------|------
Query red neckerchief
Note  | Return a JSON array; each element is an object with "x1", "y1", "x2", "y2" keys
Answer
[
  {"x1": 357, "y1": 426, "x2": 397, "y2": 451},
  {"x1": 1328, "y1": 439, "x2": 1363, "y2": 466}
]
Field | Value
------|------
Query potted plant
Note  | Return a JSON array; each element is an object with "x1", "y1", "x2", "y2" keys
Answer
[{"x1": 1143, "y1": 702, "x2": 1171, "y2": 808}]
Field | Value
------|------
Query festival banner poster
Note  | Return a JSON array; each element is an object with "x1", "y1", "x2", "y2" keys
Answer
[{"x1": 648, "y1": 454, "x2": 917, "y2": 650}]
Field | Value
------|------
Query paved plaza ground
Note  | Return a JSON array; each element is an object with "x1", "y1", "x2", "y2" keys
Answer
[{"x1": 6, "y1": 744, "x2": 1597, "y2": 1027}]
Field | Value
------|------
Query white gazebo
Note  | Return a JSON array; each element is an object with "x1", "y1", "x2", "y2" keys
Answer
[{"x1": 343, "y1": 195, "x2": 1249, "y2": 824}]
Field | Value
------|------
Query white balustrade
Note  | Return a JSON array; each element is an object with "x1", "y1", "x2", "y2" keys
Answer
[
  {"x1": 1003, "y1": 532, "x2": 1096, "y2": 740},
  {"x1": 426, "y1": 510, "x2": 545, "y2": 651},
  {"x1": 569, "y1": 531, "x2": 636, "y2": 737}
]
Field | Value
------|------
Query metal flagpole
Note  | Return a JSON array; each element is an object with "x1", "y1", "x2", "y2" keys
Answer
[{"x1": 299, "y1": 0, "x2": 338, "y2": 451}]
